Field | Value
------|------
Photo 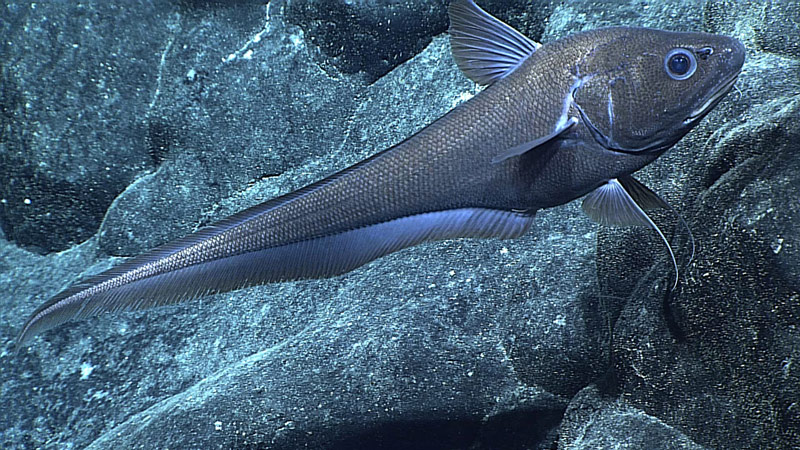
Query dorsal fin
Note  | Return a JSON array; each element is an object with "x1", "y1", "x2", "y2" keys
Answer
[{"x1": 448, "y1": 0, "x2": 540, "y2": 86}]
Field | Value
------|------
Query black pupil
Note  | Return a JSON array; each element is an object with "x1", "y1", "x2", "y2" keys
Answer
[{"x1": 669, "y1": 54, "x2": 690, "y2": 75}]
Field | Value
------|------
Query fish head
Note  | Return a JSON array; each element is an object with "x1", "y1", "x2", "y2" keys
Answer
[{"x1": 571, "y1": 27, "x2": 745, "y2": 155}]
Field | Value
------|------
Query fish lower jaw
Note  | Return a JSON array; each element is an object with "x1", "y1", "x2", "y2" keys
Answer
[{"x1": 686, "y1": 74, "x2": 740, "y2": 122}]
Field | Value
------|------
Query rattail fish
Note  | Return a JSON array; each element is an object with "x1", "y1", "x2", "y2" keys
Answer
[{"x1": 17, "y1": 0, "x2": 745, "y2": 348}]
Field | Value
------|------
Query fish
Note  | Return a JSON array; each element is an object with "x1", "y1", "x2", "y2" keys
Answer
[{"x1": 16, "y1": 0, "x2": 745, "y2": 348}]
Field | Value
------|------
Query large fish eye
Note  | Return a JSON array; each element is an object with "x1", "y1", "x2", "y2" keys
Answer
[{"x1": 664, "y1": 48, "x2": 697, "y2": 80}]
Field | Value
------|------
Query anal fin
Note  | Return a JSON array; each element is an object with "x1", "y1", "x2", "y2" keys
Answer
[{"x1": 16, "y1": 208, "x2": 536, "y2": 348}]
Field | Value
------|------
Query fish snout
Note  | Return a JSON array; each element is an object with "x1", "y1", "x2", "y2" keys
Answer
[{"x1": 722, "y1": 36, "x2": 746, "y2": 75}]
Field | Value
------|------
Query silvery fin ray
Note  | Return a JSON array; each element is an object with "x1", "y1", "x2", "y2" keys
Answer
[{"x1": 15, "y1": 0, "x2": 745, "y2": 349}]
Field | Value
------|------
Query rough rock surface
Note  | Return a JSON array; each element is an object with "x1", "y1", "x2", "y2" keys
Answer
[
  {"x1": 1, "y1": 0, "x2": 798, "y2": 449},
  {"x1": 557, "y1": 385, "x2": 708, "y2": 450}
]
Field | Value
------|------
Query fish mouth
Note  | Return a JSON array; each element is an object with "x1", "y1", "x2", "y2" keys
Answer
[{"x1": 685, "y1": 71, "x2": 740, "y2": 123}]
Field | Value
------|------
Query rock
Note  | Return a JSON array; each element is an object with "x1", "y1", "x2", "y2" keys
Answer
[
  {"x1": 754, "y1": 0, "x2": 800, "y2": 58},
  {"x1": 95, "y1": 2, "x2": 361, "y2": 256},
  {"x1": 704, "y1": 0, "x2": 800, "y2": 59},
  {"x1": 2, "y1": 0, "x2": 798, "y2": 449},
  {"x1": 283, "y1": 0, "x2": 447, "y2": 84},
  {"x1": 0, "y1": 1, "x2": 162, "y2": 253},
  {"x1": 558, "y1": 385, "x2": 707, "y2": 450},
  {"x1": 544, "y1": 0, "x2": 704, "y2": 38}
]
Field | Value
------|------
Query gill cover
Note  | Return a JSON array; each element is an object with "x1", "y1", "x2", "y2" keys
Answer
[{"x1": 571, "y1": 30, "x2": 728, "y2": 154}]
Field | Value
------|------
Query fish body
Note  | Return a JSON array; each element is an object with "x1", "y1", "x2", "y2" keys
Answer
[{"x1": 17, "y1": 0, "x2": 745, "y2": 347}]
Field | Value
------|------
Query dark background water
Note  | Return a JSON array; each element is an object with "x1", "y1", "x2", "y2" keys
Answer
[{"x1": 1, "y1": 0, "x2": 798, "y2": 448}]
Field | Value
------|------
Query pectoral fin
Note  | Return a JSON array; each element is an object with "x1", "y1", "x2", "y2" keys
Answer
[
  {"x1": 582, "y1": 178, "x2": 679, "y2": 289},
  {"x1": 616, "y1": 175, "x2": 669, "y2": 210},
  {"x1": 582, "y1": 176, "x2": 670, "y2": 226},
  {"x1": 619, "y1": 175, "x2": 695, "y2": 265},
  {"x1": 449, "y1": 0, "x2": 540, "y2": 86},
  {"x1": 491, "y1": 117, "x2": 577, "y2": 164}
]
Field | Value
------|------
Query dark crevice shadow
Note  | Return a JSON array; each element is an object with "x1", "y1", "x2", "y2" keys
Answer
[{"x1": 324, "y1": 408, "x2": 563, "y2": 450}]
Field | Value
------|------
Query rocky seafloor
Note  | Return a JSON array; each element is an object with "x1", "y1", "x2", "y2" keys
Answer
[{"x1": 1, "y1": 1, "x2": 798, "y2": 448}]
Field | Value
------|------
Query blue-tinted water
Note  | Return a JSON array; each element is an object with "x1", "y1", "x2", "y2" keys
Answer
[{"x1": 1, "y1": 0, "x2": 798, "y2": 448}]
